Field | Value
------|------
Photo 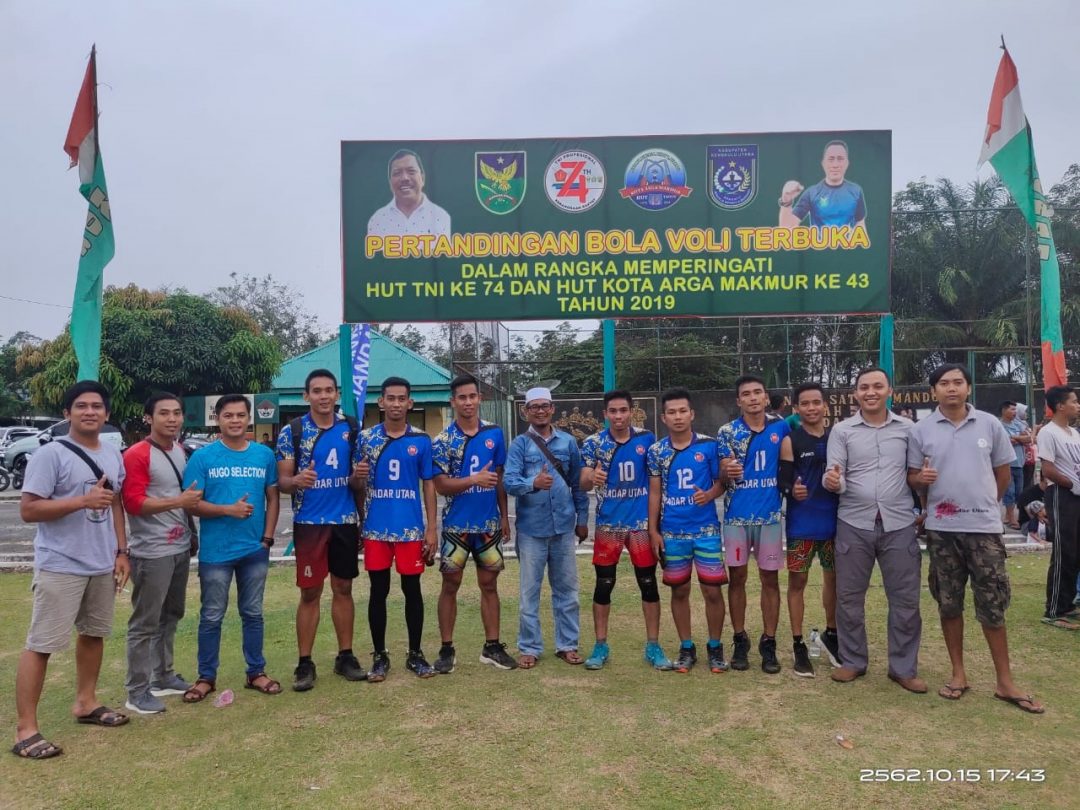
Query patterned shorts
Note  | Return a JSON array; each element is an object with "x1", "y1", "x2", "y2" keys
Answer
[
  {"x1": 786, "y1": 538, "x2": 835, "y2": 573},
  {"x1": 926, "y1": 531, "x2": 1011, "y2": 627},
  {"x1": 439, "y1": 529, "x2": 505, "y2": 573},
  {"x1": 592, "y1": 529, "x2": 656, "y2": 568},
  {"x1": 662, "y1": 535, "x2": 727, "y2": 587}
]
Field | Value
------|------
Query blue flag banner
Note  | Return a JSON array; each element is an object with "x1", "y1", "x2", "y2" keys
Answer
[{"x1": 351, "y1": 323, "x2": 372, "y2": 416}]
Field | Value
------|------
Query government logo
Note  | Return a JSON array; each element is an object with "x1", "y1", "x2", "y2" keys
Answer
[
  {"x1": 476, "y1": 151, "x2": 526, "y2": 215},
  {"x1": 619, "y1": 149, "x2": 692, "y2": 211},
  {"x1": 545, "y1": 150, "x2": 605, "y2": 212},
  {"x1": 707, "y1": 145, "x2": 758, "y2": 210}
]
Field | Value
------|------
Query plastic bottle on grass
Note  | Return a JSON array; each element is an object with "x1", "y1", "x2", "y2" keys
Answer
[{"x1": 808, "y1": 628, "x2": 821, "y2": 659}]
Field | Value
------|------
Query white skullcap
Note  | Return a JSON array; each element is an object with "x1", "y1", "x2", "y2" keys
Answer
[{"x1": 525, "y1": 387, "x2": 553, "y2": 404}]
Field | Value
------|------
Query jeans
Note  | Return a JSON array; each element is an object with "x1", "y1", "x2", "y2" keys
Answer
[
  {"x1": 197, "y1": 547, "x2": 269, "y2": 681},
  {"x1": 1003, "y1": 467, "x2": 1024, "y2": 508},
  {"x1": 516, "y1": 531, "x2": 579, "y2": 656},
  {"x1": 126, "y1": 552, "x2": 189, "y2": 696}
]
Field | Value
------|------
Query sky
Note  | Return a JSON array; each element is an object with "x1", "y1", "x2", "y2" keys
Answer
[{"x1": 2, "y1": 0, "x2": 1077, "y2": 345}]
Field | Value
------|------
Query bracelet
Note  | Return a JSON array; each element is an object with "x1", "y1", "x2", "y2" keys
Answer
[
  {"x1": 116, "y1": 548, "x2": 130, "y2": 557},
  {"x1": 261, "y1": 536, "x2": 275, "y2": 548}
]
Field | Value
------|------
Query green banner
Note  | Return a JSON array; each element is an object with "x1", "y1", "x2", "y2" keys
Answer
[
  {"x1": 253, "y1": 393, "x2": 279, "y2": 425},
  {"x1": 342, "y1": 132, "x2": 891, "y2": 322}
]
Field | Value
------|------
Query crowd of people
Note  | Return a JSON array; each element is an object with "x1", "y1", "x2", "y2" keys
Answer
[{"x1": 15, "y1": 364, "x2": 1078, "y2": 759}]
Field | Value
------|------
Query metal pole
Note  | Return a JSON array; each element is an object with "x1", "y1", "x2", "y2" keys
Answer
[
  {"x1": 602, "y1": 319, "x2": 616, "y2": 390},
  {"x1": 967, "y1": 349, "x2": 977, "y2": 407},
  {"x1": 1024, "y1": 227, "x2": 1035, "y2": 417}
]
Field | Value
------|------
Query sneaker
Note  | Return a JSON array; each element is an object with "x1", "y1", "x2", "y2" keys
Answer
[
  {"x1": 674, "y1": 643, "x2": 697, "y2": 673},
  {"x1": 584, "y1": 642, "x2": 610, "y2": 670},
  {"x1": 334, "y1": 652, "x2": 368, "y2": 681},
  {"x1": 821, "y1": 629, "x2": 842, "y2": 668},
  {"x1": 730, "y1": 634, "x2": 751, "y2": 671},
  {"x1": 644, "y1": 641, "x2": 674, "y2": 671},
  {"x1": 760, "y1": 635, "x2": 781, "y2": 674},
  {"x1": 150, "y1": 673, "x2": 191, "y2": 697},
  {"x1": 368, "y1": 651, "x2": 390, "y2": 683},
  {"x1": 125, "y1": 691, "x2": 166, "y2": 715},
  {"x1": 434, "y1": 644, "x2": 456, "y2": 675},
  {"x1": 707, "y1": 643, "x2": 728, "y2": 673},
  {"x1": 406, "y1": 649, "x2": 436, "y2": 678},
  {"x1": 480, "y1": 641, "x2": 518, "y2": 670},
  {"x1": 792, "y1": 640, "x2": 815, "y2": 678},
  {"x1": 292, "y1": 659, "x2": 317, "y2": 692}
]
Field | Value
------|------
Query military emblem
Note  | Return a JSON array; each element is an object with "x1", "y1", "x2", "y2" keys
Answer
[
  {"x1": 476, "y1": 151, "x2": 526, "y2": 215},
  {"x1": 620, "y1": 149, "x2": 692, "y2": 211},
  {"x1": 707, "y1": 145, "x2": 757, "y2": 210}
]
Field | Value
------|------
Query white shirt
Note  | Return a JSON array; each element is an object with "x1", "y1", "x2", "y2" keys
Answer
[
  {"x1": 366, "y1": 195, "x2": 451, "y2": 237},
  {"x1": 1037, "y1": 421, "x2": 1080, "y2": 492}
]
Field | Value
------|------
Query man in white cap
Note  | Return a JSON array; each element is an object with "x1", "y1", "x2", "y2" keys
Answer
[{"x1": 503, "y1": 388, "x2": 589, "y2": 668}]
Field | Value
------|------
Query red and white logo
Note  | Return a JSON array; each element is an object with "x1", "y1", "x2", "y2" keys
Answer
[
  {"x1": 545, "y1": 150, "x2": 606, "y2": 213},
  {"x1": 485, "y1": 438, "x2": 495, "y2": 449},
  {"x1": 636, "y1": 445, "x2": 645, "y2": 455},
  {"x1": 694, "y1": 452, "x2": 704, "y2": 462},
  {"x1": 407, "y1": 445, "x2": 418, "y2": 456},
  {"x1": 770, "y1": 433, "x2": 779, "y2": 444}
]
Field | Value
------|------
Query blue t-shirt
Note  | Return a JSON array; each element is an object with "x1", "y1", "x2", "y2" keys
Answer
[
  {"x1": 791, "y1": 179, "x2": 866, "y2": 228},
  {"x1": 787, "y1": 426, "x2": 839, "y2": 541},
  {"x1": 359, "y1": 424, "x2": 434, "y2": 542},
  {"x1": 276, "y1": 414, "x2": 361, "y2": 525},
  {"x1": 431, "y1": 421, "x2": 507, "y2": 534},
  {"x1": 647, "y1": 434, "x2": 720, "y2": 539},
  {"x1": 717, "y1": 415, "x2": 790, "y2": 526},
  {"x1": 581, "y1": 427, "x2": 654, "y2": 532},
  {"x1": 183, "y1": 440, "x2": 278, "y2": 564}
]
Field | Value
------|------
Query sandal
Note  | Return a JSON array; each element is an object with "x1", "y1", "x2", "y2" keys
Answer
[
  {"x1": 555, "y1": 650, "x2": 584, "y2": 665},
  {"x1": 11, "y1": 733, "x2": 62, "y2": 759},
  {"x1": 938, "y1": 683, "x2": 970, "y2": 700},
  {"x1": 517, "y1": 654, "x2": 538, "y2": 670},
  {"x1": 182, "y1": 679, "x2": 216, "y2": 703},
  {"x1": 1040, "y1": 616, "x2": 1080, "y2": 631},
  {"x1": 994, "y1": 693, "x2": 1045, "y2": 714},
  {"x1": 244, "y1": 673, "x2": 282, "y2": 694},
  {"x1": 75, "y1": 706, "x2": 129, "y2": 727}
]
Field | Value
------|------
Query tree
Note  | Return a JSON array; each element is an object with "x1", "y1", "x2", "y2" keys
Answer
[
  {"x1": 0, "y1": 331, "x2": 42, "y2": 417},
  {"x1": 19, "y1": 285, "x2": 282, "y2": 423},
  {"x1": 209, "y1": 272, "x2": 330, "y2": 358},
  {"x1": 372, "y1": 323, "x2": 428, "y2": 355}
]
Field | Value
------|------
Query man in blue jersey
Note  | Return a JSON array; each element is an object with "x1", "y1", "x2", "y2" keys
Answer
[
  {"x1": 718, "y1": 375, "x2": 793, "y2": 675},
  {"x1": 182, "y1": 395, "x2": 282, "y2": 702},
  {"x1": 784, "y1": 382, "x2": 841, "y2": 677},
  {"x1": 648, "y1": 388, "x2": 727, "y2": 674},
  {"x1": 504, "y1": 387, "x2": 589, "y2": 669},
  {"x1": 778, "y1": 140, "x2": 866, "y2": 230},
  {"x1": 580, "y1": 390, "x2": 671, "y2": 671},
  {"x1": 431, "y1": 374, "x2": 516, "y2": 673},
  {"x1": 276, "y1": 369, "x2": 366, "y2": 692},
  {"x1": 354, "y1": 377, "x2": 438, "y2": 681}
]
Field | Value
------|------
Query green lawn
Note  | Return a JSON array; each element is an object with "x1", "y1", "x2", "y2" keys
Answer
[{"x1": 0, "y1": 552, "x2": 1075, "y2": 809}]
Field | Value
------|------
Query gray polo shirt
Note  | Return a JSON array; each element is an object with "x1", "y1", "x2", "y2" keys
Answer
[
  {"x1": 826, "y1": 410, "x2": 914, "y2": 531},
  {"x1": 908, "y1": 405, "x2": 1014, "y2": 533}
]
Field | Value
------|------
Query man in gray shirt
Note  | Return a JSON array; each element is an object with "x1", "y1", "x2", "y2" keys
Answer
[
  {"x1": 824, "y1": 367, "x2": 925, "y2": 693},
  {"x1": 13, "y1": 381, "x2": 131, "y2": 760},
  {"x1": 121, "y1": 393, "x2": 203, "y2": 714},
  {"x1": 908, "y1": 364, "x2": 1043, "y2": 713}
]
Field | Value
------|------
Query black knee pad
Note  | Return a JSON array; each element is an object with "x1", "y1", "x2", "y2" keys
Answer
[
  {"x1": 592, "y1": 564, "x2": 618, "y2": 606},
  {"x1": 634, "y1": 565, "x2": 661, "y2": 603}
]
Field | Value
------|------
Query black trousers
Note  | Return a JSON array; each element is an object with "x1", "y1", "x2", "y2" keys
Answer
[{"x1": 1045, "y1": 485, "x2": 1080, "y2": 618}]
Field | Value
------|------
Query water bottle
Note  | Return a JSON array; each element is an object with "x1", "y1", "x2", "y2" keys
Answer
[{"x1": 808, "y1": 628, "x2": 821, "y2": 659}]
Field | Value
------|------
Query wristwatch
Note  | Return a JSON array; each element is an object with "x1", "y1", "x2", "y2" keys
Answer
[
  {"x1": 261, "y1": 536, "x2": 275, "y2": 548},
  {"x1": 116, "y1": 548, "x2": 130, "y2": 557}
]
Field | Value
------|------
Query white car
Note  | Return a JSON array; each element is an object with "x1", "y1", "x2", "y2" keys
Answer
[{"x1": 2, "y1": 420, "x2": 124, "y2": 479}]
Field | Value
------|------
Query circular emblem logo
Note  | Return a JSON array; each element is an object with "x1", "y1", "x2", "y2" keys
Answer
[
  {"x1": 619, "y1": 148, "x2": 692, "y2": 211},
  {"x1": 636, "y1": 445, "x2": 646, "y2": 455},
  {"x1": 485, "y1": 438, "x2": 495, "y2": 449},
  {"x1": 770, "y1": 433, "x2": 780, "y2": 444},
  {"x1": 977, "y1": 438, "x2": 989, "y2": 448},
  {"x1": 694, "y1": 452, "x2": 704, "y2": 463},
  {"x1": 545, "y1": 150, "x2": 606, "y2": 212},
  {"x1": 407, "y1": 445, "x2": 418, "y2": 456}
]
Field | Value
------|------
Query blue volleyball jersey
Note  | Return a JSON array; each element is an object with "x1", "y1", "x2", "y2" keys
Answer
[
  {"x1": 791, "y1": 179, "x2": 866, "y2": 228},
  {"x1": 581, "y1": 427, "x2": 654, "y2": 532},
  {"x1": 276, "y1": 414, "x2": 361, "y2": 525},
  {"x1": 786, "y1": 426, "x2": 839, "y2": 541},
  {"x1": 431, "y1": 420, "x2": 507, "y2": 534},
  {"x1": 647, "y1": 434, "x2": 720, "y2": 539},
  {"x1": 358, "y1": 424, "x2": 434, "y2": 542},
  {"x1": 717, "y1": 415, "x2": 790, "y2": 526}
]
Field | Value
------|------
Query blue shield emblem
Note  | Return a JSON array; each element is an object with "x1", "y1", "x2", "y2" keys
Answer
[{"x1": 707, "y1": 145, "x2": 757, "y2": 210}]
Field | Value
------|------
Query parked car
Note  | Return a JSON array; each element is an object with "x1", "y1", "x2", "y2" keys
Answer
[
  {"x1": 0, "y1": 426, "x2": 38, "y2": 450},
  {"x1": 2, "y1": 420, "x2": 125, "y2": 481}
]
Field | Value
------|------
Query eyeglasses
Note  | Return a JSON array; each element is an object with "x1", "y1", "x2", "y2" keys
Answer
[{"x1": 526, "y1": 403, "x2": 553, "y2": 412}]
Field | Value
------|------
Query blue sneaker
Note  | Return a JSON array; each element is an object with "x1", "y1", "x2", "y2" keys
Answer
[
  {"x1": 644, "y1": 641, "x2": 674, "y2": 671},
  {"x1": 584, "y1": 641, "x2": 610, "y2": 670}
]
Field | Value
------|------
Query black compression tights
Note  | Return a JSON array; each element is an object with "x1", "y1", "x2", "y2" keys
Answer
[{"x1": 367, "y1": 569, "x2": 425, "y2": 652}]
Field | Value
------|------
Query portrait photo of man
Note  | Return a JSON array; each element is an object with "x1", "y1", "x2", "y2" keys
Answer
[
  {"x1": 778, "y1": 140, "x2": 866, "y2": 229},
  {"x1": 366, "y1": 149, "x2": 451, "y2": 237}
]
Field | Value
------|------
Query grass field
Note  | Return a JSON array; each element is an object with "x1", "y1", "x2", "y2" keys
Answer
[{"x1": 0, "y1": 552, "x2": 1075, "y2": 809}]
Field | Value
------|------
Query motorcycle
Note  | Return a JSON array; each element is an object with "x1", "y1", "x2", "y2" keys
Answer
[{"x1": 0, "y1": 465, "x2": 9, "y2": 492}]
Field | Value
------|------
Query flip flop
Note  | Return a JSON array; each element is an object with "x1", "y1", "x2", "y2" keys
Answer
[
  {"x1": 75, "y1": 706, "x2": 129, "y2": 727},
  {"x1": 11, "y1": 733, "x2": 62, "y2": 759},
  {"x1": 555, "y1": 650, "x2": 584, "y2": 665},
  {"x1": 1040, "y1": 616, "x2": 1080, "y2": 630},
  {"x1": 938, "y1": 683, "x2": 971, "y2": 700},
  {"x1": 994, "y1": 693, "x2": 1045, "y2": 714},
  {"x1": 517, "y1": 654, "x2": 538, "y2": 670}
]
